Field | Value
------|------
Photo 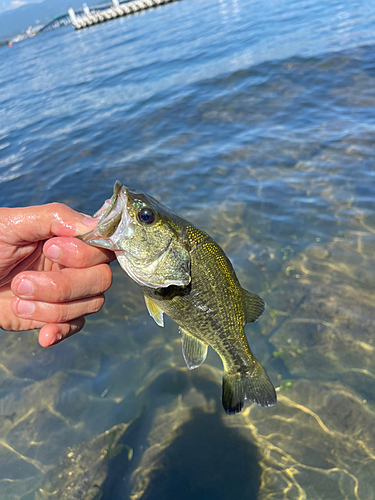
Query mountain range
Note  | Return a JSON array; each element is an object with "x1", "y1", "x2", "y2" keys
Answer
[{"x1": 0, "y1": 0, "x2": 89, "y2": 39}]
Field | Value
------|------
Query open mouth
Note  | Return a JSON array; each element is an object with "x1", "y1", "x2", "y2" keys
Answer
[{"x1": 77, "y1": 180, "x2": 133, "y2": 250}]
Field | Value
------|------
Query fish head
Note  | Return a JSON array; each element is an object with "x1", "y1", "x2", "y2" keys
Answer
[{"x1": 78, "y1": 180, "x2": 191, "y2": 289}]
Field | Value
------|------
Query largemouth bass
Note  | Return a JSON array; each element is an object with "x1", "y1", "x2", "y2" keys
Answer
[{"x1": 78, "y1": 181, "x2": 276, "y2": 414}]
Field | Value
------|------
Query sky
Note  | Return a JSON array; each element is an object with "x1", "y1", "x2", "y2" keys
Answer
[{"x1": 0, "y1": 0, "x2": 43, "y2": 15}]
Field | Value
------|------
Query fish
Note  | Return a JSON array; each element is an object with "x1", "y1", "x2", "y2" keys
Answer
[{"x1": 78, "y1": 181, "x2": 276, "y2": 414}]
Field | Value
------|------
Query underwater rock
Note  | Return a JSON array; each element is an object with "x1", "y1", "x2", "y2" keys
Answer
[
  {"x1": 226, "y1": 379, "x2": 375, "y2": 500},
  {"x1": 267, "y1": 235, "x2": 375, "y2": 403},
  {"x1": 0, "y1": 372, "x2": 66, "y2": 500},
  {"x1": 35, "y1": 423, "x2": 130, "y2": 500}
]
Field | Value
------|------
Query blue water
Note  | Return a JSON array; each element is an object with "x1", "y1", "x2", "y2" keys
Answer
[{"x1": 1, "y1": 1, "x2": 375, "y2": 499}]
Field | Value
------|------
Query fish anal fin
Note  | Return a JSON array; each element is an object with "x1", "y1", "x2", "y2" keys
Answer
[
  {"x1": 222, "y1": 361, "x2": 276, "y2": 415},
  {"x1": 242, "y1": 288, "x2": 265, "y2": 325},
  {"x1": 144, "y1": 295, "x2": 164, "y2": 327},
  {"x1": 180, "y1": 328, "x2": 208, "y2": 370}
]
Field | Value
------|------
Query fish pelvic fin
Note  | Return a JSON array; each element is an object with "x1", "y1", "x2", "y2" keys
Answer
[
  {"x1": 144, "y1": 295, "x2": 164, "y2": 327},
  {"x1": 180, "y1": 328, "x2": 208, "y2": 370},
  {"x1": 242, "y1": 288, "x2": 265, "y2": 324},
  {"x1": 222, "y1": 362, "x2": 276, "y2": 415}
]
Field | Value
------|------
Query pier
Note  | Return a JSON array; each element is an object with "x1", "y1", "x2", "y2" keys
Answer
[{"x1": 68, "y1": 0, "x2": 182, "y2": 30}]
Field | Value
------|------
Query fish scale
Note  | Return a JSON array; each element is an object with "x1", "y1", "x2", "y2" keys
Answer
[{"x1": 144, "y1": 235, "x2": 256, "y2": 369}]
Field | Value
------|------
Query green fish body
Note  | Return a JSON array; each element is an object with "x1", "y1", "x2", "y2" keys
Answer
[{"x1": 78, "y1": 181, "x2": 276, "y2": 414}]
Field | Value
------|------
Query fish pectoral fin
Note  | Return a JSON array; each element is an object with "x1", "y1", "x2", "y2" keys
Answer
[
  {"x1": 222, "y1": 361, "x2": 276, "y2": 415},
  {"x1": 242, "y1": 288, "x2": 265, "y2": 324},
  {"x1": 180, "y1": 328, "x2": 208, "y2": 370},
  {"x1": 144, "y1": 295, "x2": 164, "y2": 327}
]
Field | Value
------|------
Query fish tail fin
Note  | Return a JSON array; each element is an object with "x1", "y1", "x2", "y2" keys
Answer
[{"x1": 222, "y1": 362, "x2": 277, "y2": 415}]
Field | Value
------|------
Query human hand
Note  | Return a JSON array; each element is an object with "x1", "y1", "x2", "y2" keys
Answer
[{"x1": 0, "y1": 203, "x2": 115, "y2": 347}]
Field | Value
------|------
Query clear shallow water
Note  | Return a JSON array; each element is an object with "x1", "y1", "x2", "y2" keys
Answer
[{"x1": 1, "y1": 0, "x2": 375, "y2": 498}]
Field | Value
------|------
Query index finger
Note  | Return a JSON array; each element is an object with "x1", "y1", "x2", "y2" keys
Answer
[
  {"x1": 0, "y1": 203, "x2": 97, "y2": 245},
  {"x1": 43, "y1": 237, "x2": 116, "y2": 268}
]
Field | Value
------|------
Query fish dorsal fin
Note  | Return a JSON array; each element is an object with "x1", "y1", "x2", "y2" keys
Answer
[
  {"x1": 242, "y1": 288, "x2": 265, "y2": 325},
  {"x1": 179, "y1": 328, "x2": 208, "y2": 370},
  {"x1": 144, "y1": 295, "x2": 164, "y2": 327}
]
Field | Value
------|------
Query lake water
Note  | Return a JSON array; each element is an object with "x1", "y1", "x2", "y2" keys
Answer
[{"x1": 1, "y1": 0, "x2": 375, "y2": 498}]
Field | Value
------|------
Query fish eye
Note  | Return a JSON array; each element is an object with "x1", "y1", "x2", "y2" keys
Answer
[{"x1": 137, "y1": 207, "x2": 156, "y2": 225}]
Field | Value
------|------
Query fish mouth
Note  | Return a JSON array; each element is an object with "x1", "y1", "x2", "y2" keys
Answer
[{"x1": 77, "y1": 180, "x2": 133, "y2": 250}]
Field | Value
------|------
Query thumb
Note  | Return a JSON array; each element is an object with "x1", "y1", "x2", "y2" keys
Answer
[{"x1": 0, "y1": 203, "x2": 97, "y2": 245}]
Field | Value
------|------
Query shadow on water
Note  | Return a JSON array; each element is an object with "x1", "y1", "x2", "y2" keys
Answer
[
  {"x1": 143, "y1": 411, "x2": 261, "y2": 500},
  {"x1": 102, "y1": 409, "x2": 261, "y2": 500},
  {"x1": 99, "y1": 369, "x2": 261, "y2": 500}
]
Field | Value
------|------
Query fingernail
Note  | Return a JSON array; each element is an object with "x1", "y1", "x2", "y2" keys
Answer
[
  {"x1": 16, "y1": 299, "x2": 36, "y2": 316},
  {"x1": 46, "y1": 244, "x2": 60, "y2": 260},
  {"x1": 48, "y1": 332, "x2": 62, "y2": 346},
  {"x1": 82, "y1": 216, "x2": 97, "y2": 226},
  {"x1": 17, "y1": 279, "x2": 35, "y2": 297}
]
